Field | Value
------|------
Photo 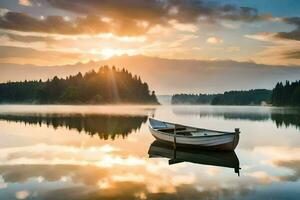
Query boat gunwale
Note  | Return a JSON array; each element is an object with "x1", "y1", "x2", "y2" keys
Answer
[
  {"x1": 148, "y1": 118, "x2": 237, "y2": 138},
  {"x1": 150, "y1": 127, "x2": 235, "y2": 138}
]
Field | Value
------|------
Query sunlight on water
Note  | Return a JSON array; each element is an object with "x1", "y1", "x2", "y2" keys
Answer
[{"x1": 0, "y1": 105, "x2": 300, "y2": 199}]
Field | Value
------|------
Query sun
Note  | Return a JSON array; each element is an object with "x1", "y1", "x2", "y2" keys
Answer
[
  {"x1": 99, "y1": 48, "x2": 138, "y2": 59},
  {"x1": 101, "y1": 49, "x2": 120, "y2": 59}
]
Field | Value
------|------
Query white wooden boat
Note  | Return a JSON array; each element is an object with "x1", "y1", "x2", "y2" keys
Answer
[
  {"x1": 148, "y1": 118, "x2": 240, "y2": 151},
  {"x1": 148, "y1": 140, "x2": 240, "y2": 175}
]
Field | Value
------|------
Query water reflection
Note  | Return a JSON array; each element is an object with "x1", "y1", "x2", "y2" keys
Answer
[
  {"x1": 271, "y1": 113, "x2": 300, "y2": 130},
  {"x1": 148, "y1": 140, "x2": 240, "y2": 175},
  {"x1": 0, "y1": 114, "x2": 147, "y2": 140},
  {"x1": 0, "y1": 160, "x2": 248, "y2": 200},
  {"x1": 0, "y1": 105, "x2": 300, "y2": 199},
  {"x1": 172, "y1": 106, "x2": 300, "y2": 129}
]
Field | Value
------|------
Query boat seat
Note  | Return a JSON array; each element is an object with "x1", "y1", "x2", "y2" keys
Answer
[
  {"x1": 158, "y1": 128, "x2": 186, "y2": 132},
  {"x1": 158, "y1": 128, "x2": 193, "y2": 136},
  {"x1": 176, "y1": 131, "x2": 193, "y2": 136}
]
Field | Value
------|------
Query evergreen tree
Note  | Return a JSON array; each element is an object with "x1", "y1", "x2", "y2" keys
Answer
[
  {"x1": 172, "y1": 90, "x2": 271, "y2": 105},
  {"x1": 0, "y1": 66, "x2": 159, "y2": 104},
  {"x1": 272, "y1": 80, "x2": 300, "y2": 106}
]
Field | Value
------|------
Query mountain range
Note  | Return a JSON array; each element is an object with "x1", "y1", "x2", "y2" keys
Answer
[{"x1": 1, "y1": 55, "x2": 300, "y2": 94}]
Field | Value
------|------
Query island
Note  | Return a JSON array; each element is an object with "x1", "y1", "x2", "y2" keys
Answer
[{"x1": 0, "y1": 66, "x2": 159, "y2": 104}]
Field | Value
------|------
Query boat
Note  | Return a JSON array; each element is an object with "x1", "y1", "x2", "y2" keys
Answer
[
  {"x1": 148, "y1": 118, "x2": 240, "y2": 151},
  {"x1": 148, "y1": 140, "x2": 240, "y2": 175}
]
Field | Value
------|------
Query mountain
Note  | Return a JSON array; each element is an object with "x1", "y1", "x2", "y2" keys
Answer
[{"x1": 1, "y1": 55, "x2": 300, "y2": 94}]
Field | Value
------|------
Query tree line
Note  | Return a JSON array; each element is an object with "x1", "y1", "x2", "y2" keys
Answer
[
  {"x1": 172, "y1": 79, "x2": 300, "y2": 106},
  {"x1": 172, "y1": 89, "x2": 272, "y2": 105},
  {"x1": 0, "y1": 66, "x2": 159, "y2": 104},
  {"x1": 171, "y1": 94, "x2": 216, "y2": 104},
  {"x1": 272, "y1": 80, "x2": 300, "y2": 106},
  {"x1": 211, "y1": 89, "x2": 272, "y2": 105}
]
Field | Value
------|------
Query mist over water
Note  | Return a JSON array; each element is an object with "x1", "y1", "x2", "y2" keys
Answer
[{"x1": 0, "y1": 105, "x2": 300, "y2": 199}]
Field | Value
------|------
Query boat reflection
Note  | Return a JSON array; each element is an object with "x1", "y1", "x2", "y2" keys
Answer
[{"x1": 148, "y1": 140, "x2": 241, "y2": 175}]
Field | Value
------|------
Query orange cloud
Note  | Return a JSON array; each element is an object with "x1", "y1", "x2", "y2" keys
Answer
[
  {"x1": 206, "y1": 36, "x2": 223, "y2": 44},
  {"x1": 0, "y1": 12, "x2": 150, "y2": 36},
  {"x1": 18, "y1": 0, "x2": 32, "y2": 7}
]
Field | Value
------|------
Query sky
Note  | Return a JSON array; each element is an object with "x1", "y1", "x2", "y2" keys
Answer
[
  {"x1": 0, "y1": 0, "x2": 300, "y2": 93},
  {"x1": 0, "y1": 0, "x2": 299, "y2": 66}
]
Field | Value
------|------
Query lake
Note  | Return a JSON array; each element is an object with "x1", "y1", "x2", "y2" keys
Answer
[{"x1": 0, "y1": 105, "x2": 300, "y2": 199}]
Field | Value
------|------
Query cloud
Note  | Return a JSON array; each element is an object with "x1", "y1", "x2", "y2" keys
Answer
[
  {"x1": 244, "y1": 32, "x2": 300, "y2": 65},
  {"x1": 168, "y1": 20, "x2": 198, "y2": 33},
  {"x1": 168, "y1": 34, "x2": 198, "y2": 48},
  {"x1": 275, "y1": 160, "x2": 300, "y2": 182},
  {"x1": 206, "y1": 36, "x2": 223, "y2": 44},
  {"x1": 251, "y1": 44, "x2": 300, "y2": 65},
  {"x1": 15, "y1": 190, "x2": 30, "y2": 199},
  {"x1": 46, "y1": 0, "x2": 265, "y2": 23},
  {"x1": 245, "y1": 17, "x2": 300, "y2": 42},
  {"x1": 276, "y1": 17, "x2": 300, "y2": 41},
  {"x1": 3, "y1": 32, "x2": 56, "y2": 43},
  {"x1": 283, "y1": 50, "x2": 300, "y2": 59},
  {"x1": 0, "y1": 45, "x2": 81, "y2": 65},
  {"x1": 0, "y1": 12, "x2": 149, "y2": 36},
  {"x1": 221, "y1": 21, "x2": 240, "y2": 29},
  {"x1": 226, "y1": 46, "x2": 240, "y2": 52},
  {"x1": 0, "y1": 8, "x2": 9, "y2": 16},
  {"x1": 0, "y1": 1, "x2": 270, "y2": 37},
  {"x1": 244, "y1": 32, "x2": 277, "y2": 42},
  {"x1": 19, "y1": 0, "x2": 32, "y2": 7},
  {"x1": 246, "y1": 171, "x2": 278, "y2": 184}
]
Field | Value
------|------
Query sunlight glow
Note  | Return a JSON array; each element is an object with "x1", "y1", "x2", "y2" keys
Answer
[
  {"x1": 94, "y1": 48, "x2": 138, "y2": 59},
  {"x1": 97, "y1": 179, "x2": 111, "y2": 189},
  {"x1": 96, "y1": 155, "x2": 146, "y2": 167}
]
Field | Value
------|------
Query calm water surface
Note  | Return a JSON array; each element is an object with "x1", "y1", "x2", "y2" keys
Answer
[{"x1": 0, "y1": 105, "x2": 300, "y2": 199}]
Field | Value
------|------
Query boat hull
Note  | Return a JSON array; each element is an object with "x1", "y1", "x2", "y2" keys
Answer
[{"x1": 149, "y1": 128, "x2": 239, "y2": 151}]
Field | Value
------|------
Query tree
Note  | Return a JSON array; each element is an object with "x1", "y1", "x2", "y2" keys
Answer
[
  {"x1": 272, "y1": 80, "x2": 300, "y2": 106},
  {"x1": 0, "y1": 66, "x2": 159, "y2": 105}
]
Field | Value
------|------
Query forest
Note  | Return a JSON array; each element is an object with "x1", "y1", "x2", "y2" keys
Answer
[
  {"x1": 173, "y1": 80, "x2": 300, "y2": 106},
  {"x1": 172, "y1": 89, "x2": 272, "y2": 105},
  {"x1": 0, "y1": 66, "x2": 159, "y2": 104},
  {"x1": 171, "y1": 93, "x2": 217, "y2": 104},
  {"x1": 211, "y1": 89, "x2": 272, "y2": 105},
  {"x1": 272, "y1": 80, "x2": 300, "y2": 106}
]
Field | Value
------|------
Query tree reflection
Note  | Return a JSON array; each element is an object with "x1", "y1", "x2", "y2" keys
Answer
[
  {"x1": 0, "y1": 114, "x2": 147, "y2": 140},
  {"x1": 271, "y1": 113, "x2": 300, "y2": 130},
  {"x1": 172, "y1": 107, "x2": 300, "y2": 130}
]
